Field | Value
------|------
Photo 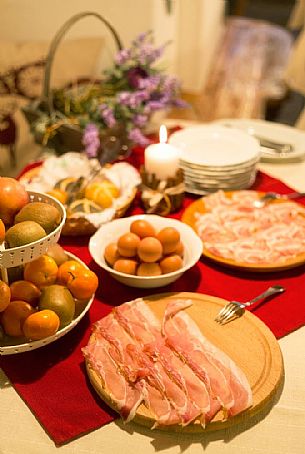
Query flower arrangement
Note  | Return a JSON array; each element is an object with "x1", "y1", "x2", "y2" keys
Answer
[{"x1": 51, "y1": 31, "x2": 186, "y2": 160}]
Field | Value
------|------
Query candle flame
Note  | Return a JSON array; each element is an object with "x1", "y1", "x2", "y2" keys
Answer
[{"x1": 159, "y1": 125, "x2": 167, "y2": 144}]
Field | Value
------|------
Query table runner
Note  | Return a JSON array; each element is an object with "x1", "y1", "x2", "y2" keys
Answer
[{"x1": 1, "y1": 162, "x2": 305, "y2": 445}]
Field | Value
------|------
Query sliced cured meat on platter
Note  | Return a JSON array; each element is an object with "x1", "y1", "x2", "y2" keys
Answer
[
  {"x1": 182, "y1": 190, "x2": 305, "y2": 272},
  {"x1": 84, "y1": 292, "x2": 283, "y2": 433}
]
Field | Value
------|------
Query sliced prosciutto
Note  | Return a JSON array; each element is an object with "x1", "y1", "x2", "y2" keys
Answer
[
  {"x1": 83, "y1": 297, "x2": 253, "y2": 427},
  {"x1": 195, "y1": 190, "x2": 305, "y2": 264},
  {"x1": 83, "y1": 335, "x2": 144, "y2": 422},
  {"x1": 163, "y1": 300, "x2": 252, "y2": 417},
  {"x1": 163, "y1": 300, "x2": 234, "y2": 413},
  {"x1": 94, "y1": 313, "x2": 183, "y2": 426},
  {"x1": 114, "y1": 299, "x2": 208, "y2": 425}
]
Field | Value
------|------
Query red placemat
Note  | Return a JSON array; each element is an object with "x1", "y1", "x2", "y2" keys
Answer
[{"x1": 1, "y1": 164, "x2": 305, "y2": 445}]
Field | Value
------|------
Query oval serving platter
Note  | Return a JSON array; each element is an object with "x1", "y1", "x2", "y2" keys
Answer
[{"x1": 181, "y1": 191, "x2": 305, "y2": 272}]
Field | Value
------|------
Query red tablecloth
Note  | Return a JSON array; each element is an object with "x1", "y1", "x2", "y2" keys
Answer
[{"x1": 1, "y1": 158, "x2": 305, "y2": 445}]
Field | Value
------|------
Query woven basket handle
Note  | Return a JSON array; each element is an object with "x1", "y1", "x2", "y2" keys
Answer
[{"x1": 42, "y1": 11, "x2": 123, "y2": 113}]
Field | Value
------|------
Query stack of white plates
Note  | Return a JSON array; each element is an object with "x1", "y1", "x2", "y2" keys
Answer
[{"x1": 169, "y1": 125, "x2": 261, "y2": 195}]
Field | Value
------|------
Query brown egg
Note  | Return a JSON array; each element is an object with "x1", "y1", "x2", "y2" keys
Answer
[
  {"x1": 117, "y1": 232, "x2": 140, "y2": 257},
  {"x1": 104, "y1": 243, "x2": 121, "y2": 266},
  {"x1": 157, "y1": 227, "x2": 180, "y2": 254},
  {"x1": 160, "y1": 254, "x2": 183, "y2": 274},
  {"x1": 113, "y1": 259, "x2": 138, "y2": 275},
  {"x1": 137, "y1": 262, "x2": 162, "y2": 276},
  {"x1": 130, "y1": 219, "x2": 156, "y2": 238},
  {"x1": 172, "y1": 241, "x2": 184, "y2": 257},
  {"x1": 137, "y1": 237, "x2": 163, "y2": 263}
]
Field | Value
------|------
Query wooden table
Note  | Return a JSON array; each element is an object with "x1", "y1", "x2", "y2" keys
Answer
[{"x1": 1, "y1": 119, "x2": 305, "y2": 453}]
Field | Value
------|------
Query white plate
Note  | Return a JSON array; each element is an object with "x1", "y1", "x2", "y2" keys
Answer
[
  {"x1": 169, "y1": 125, "x2": 260, "y2": 167},
  {"x1": 213, "y1": 119, "x2": 305, "y2": 162}
]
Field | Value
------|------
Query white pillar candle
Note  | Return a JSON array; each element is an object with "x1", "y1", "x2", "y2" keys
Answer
[{"x1": 144, "y1": 125, "x2": 180, "y2": 180}]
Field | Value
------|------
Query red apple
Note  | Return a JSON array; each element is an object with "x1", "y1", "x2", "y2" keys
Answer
[{"x1": 0, "y1": 177, "x2": 29, "y2": 225}]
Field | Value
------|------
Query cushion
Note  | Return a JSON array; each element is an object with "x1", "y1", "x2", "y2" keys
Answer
[{"x1": 0, "y1": 37, "x2": 104, "y2": 173}]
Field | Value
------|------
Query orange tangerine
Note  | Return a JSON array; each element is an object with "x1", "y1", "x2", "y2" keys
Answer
[
  {"x1": 1, "y1": 300, "x2": 35, "y2": 337},
  {"x1": 24, "y1": 255, "x2": 58, "y2": 288},
  {"x1": 67, "y1": 269, "x2": 98, "y2": 300},
  {"x1": 85, "y1": 182, "x2": 114, "y2": 208},
  {"x1": 47, "y1": 189, "x2": 68, "y2": 204},
  {"x1": 0, "y1": 219, "x2": 5, "y2": 243},
  {"x1": 23, "y1": 309, "x2": 60, "y2": 341},
  {"x1": 57, "y1": 260, "x2": 85, "y2": 286},
  {"x1": 10, "y1": 280, "x2": 41, "y2": 306},
  {"x1": 0, "y1": 280, "x2": 11, "y2": 312}
]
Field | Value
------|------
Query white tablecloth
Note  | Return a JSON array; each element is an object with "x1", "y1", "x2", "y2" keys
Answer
[{"x1": 1, "y1": 130, "x2": 305, "y2": 453}]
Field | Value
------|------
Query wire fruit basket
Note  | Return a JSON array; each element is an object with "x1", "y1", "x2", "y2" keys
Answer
[
  {"x1": 0, "y1": 251, "x2": 94, "y2": 355},
  {"x1": 0, "y1": 191, "x2": 66, "y2": 269}
]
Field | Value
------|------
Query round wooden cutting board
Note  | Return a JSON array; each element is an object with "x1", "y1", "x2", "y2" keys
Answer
[
  {"x1": 181, "y1": 192, "x2": 305, "y2": 272},
  {"x1": 86, "y1": 292, "x2": 284, "y2": 433}
]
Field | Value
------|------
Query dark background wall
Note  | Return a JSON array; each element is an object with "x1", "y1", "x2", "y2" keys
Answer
[{"x1": 226, "y1": 0, "x2": 295, "y2": 26}]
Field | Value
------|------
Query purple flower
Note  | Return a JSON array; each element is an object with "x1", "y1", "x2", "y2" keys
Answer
[
  {"x1": 133, "y1": 114, "x2": 148, "y2": 127},
  {"x1": 146, "y1": 100, "x2": 166, "y2": 111},
  {"x1": 127, "y1": 67, "x2": 148, "y2": 89},
  {"x1": 82, "y1": 123, "x2": 100, "y2": 158},
  {"x1": 114, "y1": 49, "x2": 130, "y2": 65},
  {"x1": 138, "y1": 75, "x2": 161, "y2": 91},
  {"x1": 117, "y1": 91, "x2": 148, "y2": 109},
  {"x1": 128, "y1": 127, "x2": 150, "y2": 146},
  {"x1": 132, "y1": 31, "x2": 152, "y2": 47},
  {"x1": 100, "y1": 104, "x2": 116, "y2": 128}
]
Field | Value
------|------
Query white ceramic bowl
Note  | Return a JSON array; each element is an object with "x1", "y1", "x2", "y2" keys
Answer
[{"x1": 89, "y1": 214, "x2": 202, "y2": 288}]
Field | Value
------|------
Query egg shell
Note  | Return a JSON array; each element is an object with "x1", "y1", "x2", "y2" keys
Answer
[
  {"x1": 173, "y1": 241, "x2": 184, "y2": 257},
  {"x1": 137, "y1": 237, "x2": 163, "y2": 263},
  {"x1": 104, "y1": 243, "x2": 121, "y2": 266},
  {"x1": 137, "y1": 262, "x2": 162, "y2": 276},
  {"x1": 160, "y1": 254, "x2": 183, "y2": 274},
  {"x1": 113, "y1": 259, "x2": 138, "y2": 275},
  {"x1": 117, "y1": 232, "x2": 140, "y2": 257},
  {"x1": 157, "y1": 227, "x2": 180, "y2": 254},
  {"x1": 130, "y1": 219, "x2": 156, "y2": 239}
]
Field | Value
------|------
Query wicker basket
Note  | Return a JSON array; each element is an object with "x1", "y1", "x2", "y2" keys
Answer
[
  {"x1": 19, "y1": 165, "x2": 138, "y2": 236},
  {"x1": 22, "y1": 11, "x2": 124, "y2": 158}
]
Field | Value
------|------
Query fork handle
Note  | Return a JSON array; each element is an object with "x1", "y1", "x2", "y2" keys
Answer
[
  {"x1": 243, "y1": 285, "x2": 285, "y2": 307},
  {"x1": 285, "y1": 192, "x2": 305, "y2": 199},
  {"x1": 257, "y1": 136, "x2": 292, "y2": 152}
]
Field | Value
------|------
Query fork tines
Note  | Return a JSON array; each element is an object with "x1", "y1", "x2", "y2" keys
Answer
[{"x1": 215, "y1": 302, "x2": 244, "y2": 325}]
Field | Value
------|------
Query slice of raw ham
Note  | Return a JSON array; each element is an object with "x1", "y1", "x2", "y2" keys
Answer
[
  {"x1": 126, "y1": 343, "x2": 198, "y2": 426},
  {"x1": 163, "y1": 300, "x2": 252, "y2": 416},
  {"x1": 163, "y1": 300, "x2": 234, "y2": 412},
  {"x1": 83, "y1": 336, "x2": 144, "y2": 422},
  {"x1": 143, "y1": 340, "x2": 215, "y2": 427},
  {"x1": 113, "y1": 298, "x2": 160, "y2": 343},
  {"x1": 94, "y1": 313, "x2": 182, "y2": 426},
  {"x1": 114, "y1": 299, "x2": 205, "y2": 425}
]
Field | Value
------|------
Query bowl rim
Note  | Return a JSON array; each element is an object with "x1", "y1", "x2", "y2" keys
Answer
[{"x1": 89, "y1": 214, "x2": 203, "y2": 281}]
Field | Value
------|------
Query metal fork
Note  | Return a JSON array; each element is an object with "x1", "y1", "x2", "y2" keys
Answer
[
  {"x1": 223, "y1": 124, "x2": 294, "y2": 153},
  {"x1": 253, "y1": 191, "x2": 305, "y2": 208},
  {"x1": 215, "y1": 285, "x2": 285, "y2": 325}
]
